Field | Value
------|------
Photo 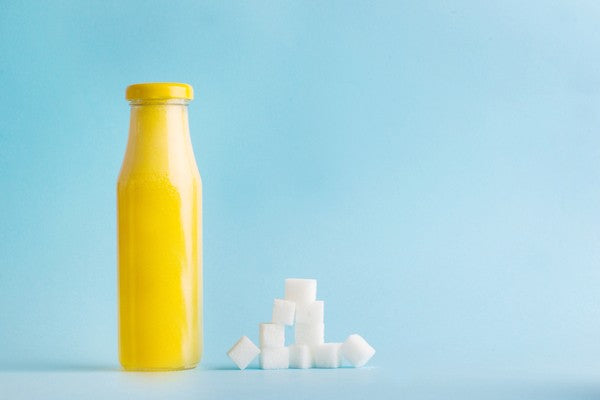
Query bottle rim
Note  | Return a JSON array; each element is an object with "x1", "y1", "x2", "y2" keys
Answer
[{"x1": 128, "y1": 99, "x2": 190, "y2": 106}]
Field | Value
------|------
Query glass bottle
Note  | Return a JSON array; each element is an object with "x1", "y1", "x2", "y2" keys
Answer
[{"x1": 117, "y1": 82, "x2": 202, "y2": 370}]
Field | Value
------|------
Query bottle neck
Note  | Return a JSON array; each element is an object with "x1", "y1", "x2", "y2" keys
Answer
[
  {"x1": 122, "y1": 100, "x2": 195, "y2": 178},
  {"x1": 129, "y1": 100, "x2": 190, "y2": 140}
]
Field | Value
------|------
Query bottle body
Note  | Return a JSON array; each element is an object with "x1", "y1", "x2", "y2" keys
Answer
[{"x1": 117, "y1": 89, "x2": 202, "y2": 371}]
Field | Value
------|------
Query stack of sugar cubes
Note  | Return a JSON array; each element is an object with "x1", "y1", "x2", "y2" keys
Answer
[{"x1": 227, "y1": 278, "x2": 375, "y2": 370}]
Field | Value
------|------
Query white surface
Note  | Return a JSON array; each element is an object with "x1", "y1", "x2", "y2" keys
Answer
[
  {"x1": 0, "y1": 366, "x2": 398, "y2": 400},
  {"x1": 227, "y1": 336, "x2": 261, "y2": 370},
  {"x1": 0, "y1": 366, "x2": 592, "y2": 400}
]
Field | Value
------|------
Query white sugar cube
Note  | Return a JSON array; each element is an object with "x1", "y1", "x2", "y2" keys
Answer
[
  {"x1": 259, "y1": 323, "x2": 285, "y2": 348},
  {"x1": 314, "y1": 343, "x2": 342, "y2": 368},
  {"x1": 227, "y1": 336, "x2": 260, "y2": 370},
  {"x1": 294, "y1": 323, "x2": 324, "y2": 346},
  {"x1": 259, "y1": 347, "x2": 289, "y2": 369},
  {"x1": 341, "y1": 334, "x2": 375, "y2": 367},
  {"x1": 285, "y1": 278, "x2": 317, "y2": 304},
  {"x1": 272, "y1": 298, "x2": 296, "y2": 326},
  {"x1": 289, "y1": 344, "x2": 312, "y2": 369},
  {"x1": 295, "y1": 300, "x2": 324, "y2": 324}
]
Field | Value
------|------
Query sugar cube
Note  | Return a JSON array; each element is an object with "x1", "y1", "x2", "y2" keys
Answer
[
  {"x1": 227, "y1": 336, "x2": 260, "y2": 370},
  {"x1": 285, "y1": 278, "x2": 317, "y2": 304},
  {"x1": 295, "y1": 300, "x2": 324, "y2": 324},
  {"x1": 260, "y1": 347, "x2": 289, "y2": 369},
  {"x1": 294, "y1": 323, "x2": 324, "y2": 346},
  {"x1": 341, "y1": 334, "x2": 375, "y2": 367},
  {"x1": 289, "y1": 344, "x2": 312, "y2": 369},
  {"x1": 313, "y1": 343, "x2": 342, "y2": 368},
  {"x1": 259, "y1": 323, "x2": 285, "y2": 348},
  {"x1": 272, "y1": 298, "x2": 296, "y2": 326}
]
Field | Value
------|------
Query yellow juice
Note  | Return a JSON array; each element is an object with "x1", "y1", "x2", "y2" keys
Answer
[{"x1": 117, "y1": 83, "x2": 202, "y2": 371}]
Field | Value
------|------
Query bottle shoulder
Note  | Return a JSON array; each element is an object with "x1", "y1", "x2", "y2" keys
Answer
[{"x1": 117, "y1": 170, "x2": 201, "y2": 190}]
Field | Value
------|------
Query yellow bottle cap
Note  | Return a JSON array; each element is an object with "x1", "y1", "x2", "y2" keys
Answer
[{"x1": 125, "y1": 82, "x2": 194, "y2": 101}]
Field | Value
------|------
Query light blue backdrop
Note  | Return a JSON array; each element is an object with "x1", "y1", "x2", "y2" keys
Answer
[{"x1": 1, "y1": 0, "x2": 600, "y2": 398}]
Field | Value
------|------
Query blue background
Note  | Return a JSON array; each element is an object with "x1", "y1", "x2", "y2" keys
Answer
[{"x1": 2, "y1": 0, "x2": 600, "y2": 398}]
